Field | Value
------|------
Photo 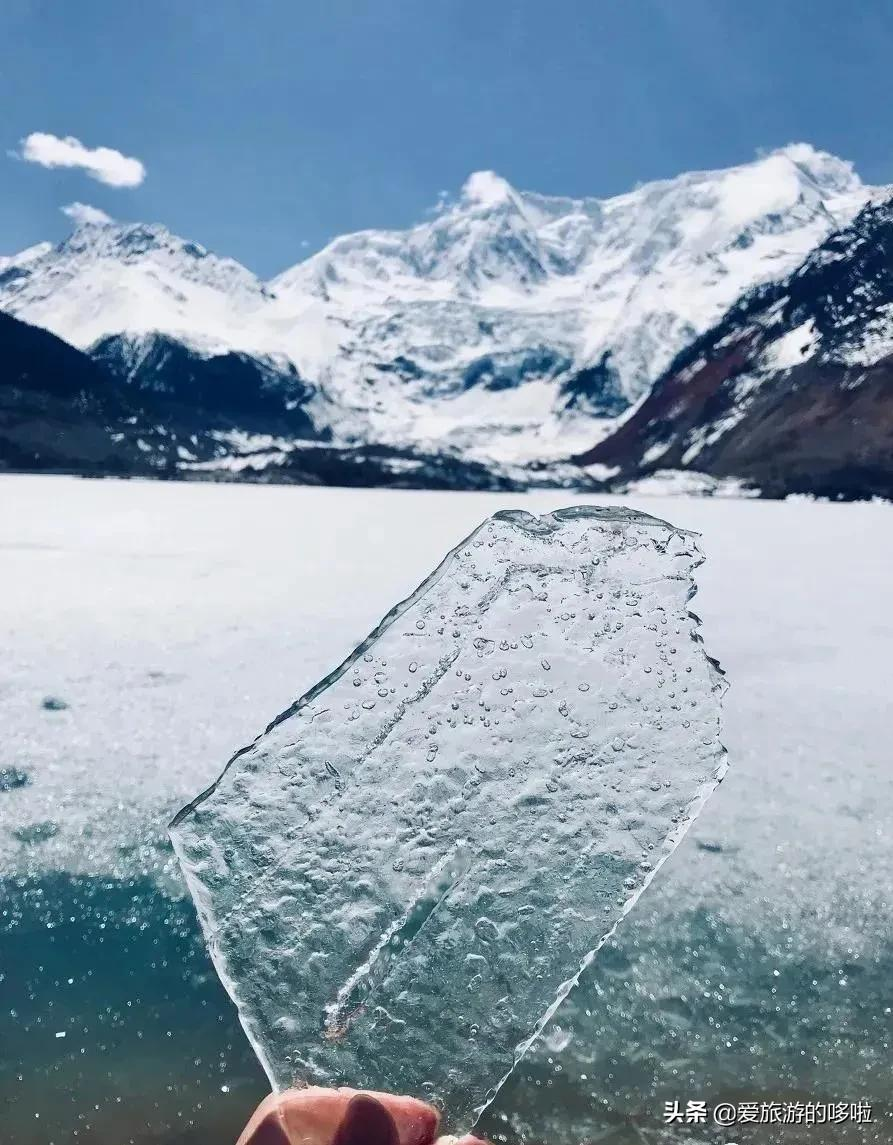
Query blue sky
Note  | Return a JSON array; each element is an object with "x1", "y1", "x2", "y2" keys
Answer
[{"x1": 2, "y1": 0, "x2": 893, "y2": 277}]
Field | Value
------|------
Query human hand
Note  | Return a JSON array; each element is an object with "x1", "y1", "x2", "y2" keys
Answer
[{"x1": 237, "y1": 1085, "x2": 489, "y2": 1145}]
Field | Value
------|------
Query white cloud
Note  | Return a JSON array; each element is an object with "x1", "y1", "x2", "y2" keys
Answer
[
  {"x1": 18, "y1": 132, "x2": 145, "y2": 188},
  {"x1": 61, "y1": 201, "x2": 114, "y2": 226}
]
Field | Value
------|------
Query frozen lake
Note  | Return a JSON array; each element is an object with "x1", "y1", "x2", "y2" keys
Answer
[{"x1": 2, "y1": 475, "x2": 891, "y2": 1143}]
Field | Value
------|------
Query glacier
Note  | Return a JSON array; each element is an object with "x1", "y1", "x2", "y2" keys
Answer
[
  {"x1": 170, "y1": 505, "x2": 727, "y2": 1127},
  {"x1": 0, "y1": 144, "x2": 875, "y2": 467}
]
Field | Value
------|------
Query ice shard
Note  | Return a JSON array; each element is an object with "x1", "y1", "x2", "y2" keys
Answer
[{"x1": 170, "y1": 507, "x2": 727, "y2": 1126}]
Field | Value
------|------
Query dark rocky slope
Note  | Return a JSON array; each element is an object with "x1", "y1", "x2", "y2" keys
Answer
[
  {"x1": 0, "y1": 311, "x2": 145, "y2": 475},
  {"x1": 575, "y1": 194, "x2": 893, "y2": 499},
  {"x1": 0, "y1": 317, "x2": 535, "y2": 489}
]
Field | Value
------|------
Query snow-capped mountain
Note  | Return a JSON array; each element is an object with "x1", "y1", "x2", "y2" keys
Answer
[
  {"x1": 0, "y1": 224, "x2": 278, "y2": 353},
  {"x1": 576, "y1": 191, "x2": 893, "y2": 499},
  {"x1": 0, "y1": 143, "x2": 875, "y2": 467}
]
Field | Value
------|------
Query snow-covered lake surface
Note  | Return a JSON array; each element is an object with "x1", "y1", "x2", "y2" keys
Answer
[{"x1": 2, "y1": 475, "x2": 891, "y2": 1143}]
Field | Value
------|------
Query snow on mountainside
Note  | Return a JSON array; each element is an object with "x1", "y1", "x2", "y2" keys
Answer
[
  {"x1": 0, "y1": 241, "x2": 52, "y2": 274},
  {"x1": 577, "y1": 190, "x2": 893, "y2": 499},
  {"x1": 0, "y1": 144, "x2": 874, "y2": 465},
  {"x1": 0, "y1": 224, "x2": 289, "y2": 355}
]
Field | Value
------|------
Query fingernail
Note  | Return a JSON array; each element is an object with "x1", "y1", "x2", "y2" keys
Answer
[
  {"x1": 245, "y1": 1109, "x2": 291, "y2": 1145},
  {"x1": 333, "y1": 1094, "x2": 399, "y2": 1145}
]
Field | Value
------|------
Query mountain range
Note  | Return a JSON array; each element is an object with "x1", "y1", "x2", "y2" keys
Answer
[{"x1": 0, "y1": 142, "x2": 889, "y2": 496}]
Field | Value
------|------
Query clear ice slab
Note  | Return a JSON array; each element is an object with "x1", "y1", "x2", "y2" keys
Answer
[{"x1": 170, "y1": 507, "x2": 727, "y2": 1126}]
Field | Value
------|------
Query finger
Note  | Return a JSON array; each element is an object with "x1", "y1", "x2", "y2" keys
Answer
[
  {"x1": 238, "y1": 1086, "x2": 440, "y2": 1145},
  {"x1": 237, "y1": 1091, "x2": 292, "y2": 1145}
]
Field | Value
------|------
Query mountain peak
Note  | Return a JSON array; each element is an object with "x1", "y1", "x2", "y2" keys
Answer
[
  {"x1": 51, "y1": 222, "x2": 257, "y2": 282},
  {"x1": 461, "y1": 171, "x2": 519, "y2": 209},
  {"x1": 58, "y1": 220, "x2": 172, "y2": 259},
  {"x1": 764, "y1": 142, "x2": 861, "y2": 196},
  {"x1": 0, "y1": 240, "x2": 52, "y2": 273}
]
